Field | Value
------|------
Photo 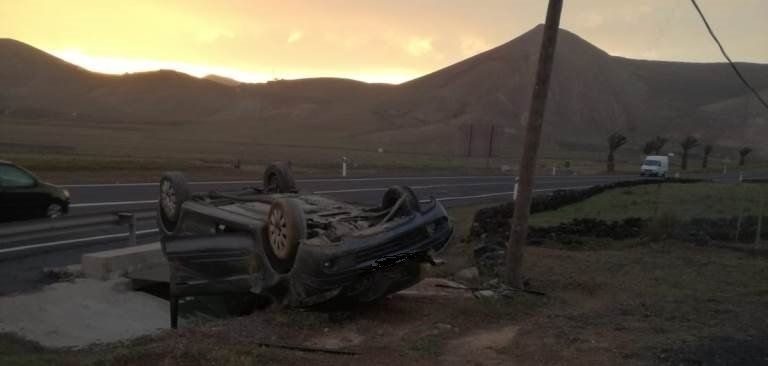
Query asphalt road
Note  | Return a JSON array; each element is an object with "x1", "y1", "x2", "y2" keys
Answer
[{"x1": 64, "y1": 174, "x2": 645, "y2": 215}]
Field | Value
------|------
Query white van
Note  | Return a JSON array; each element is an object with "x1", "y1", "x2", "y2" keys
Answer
[{"x1": 640, "y1": 155, "x2": 669, "y2": 177}]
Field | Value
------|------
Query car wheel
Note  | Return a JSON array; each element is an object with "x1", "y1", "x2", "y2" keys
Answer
[
  {"x1": 46, "y1": 203, "x2": 63, "y2": 219},
  {"x1": 381, "y1": 186, "x2": 419, "y2": 215},
  {"x1": 264, "y1": 198, "x2": 306, "y2": 274},
  {"x1": 158, "y1": 171, "x2": 190, "y2": 235},
  {"x1": 263, "y1": 162, "x2": 297, "y2": 193}
]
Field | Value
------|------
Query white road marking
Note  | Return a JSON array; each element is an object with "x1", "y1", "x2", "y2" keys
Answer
[
  {"x1": 62, "y1": 181, "x2": 259, "y2": 188},
  {"x1": 70, "y1": 200, "x2": 156, "y2": 208},
  {"x1": 314, "y1": 181, "x2": 511, "y2": 194},
  {"x1": 62, "y1": 177, "x2": 509, "y2": 188},
  {"x1": 431, "y1": 185, "x2": 594, "y2": 202},
  {"x1": 61, "y1": 175, "x2": 639, "y2": 188},
  {"x1": 69, "y1": 179, "x2": 621, "y2": 207},
  {"x1": 0, "y1": 229, "x2": 159, "y2": 255}
]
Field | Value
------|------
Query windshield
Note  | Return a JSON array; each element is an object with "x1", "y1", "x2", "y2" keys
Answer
[{"x1": 643, "y1": 160, "x2": 662, "y2": 166}]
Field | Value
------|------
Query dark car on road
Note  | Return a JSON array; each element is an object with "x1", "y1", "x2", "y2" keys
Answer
[
  {"x1": 158, "y1": 162, "x2": 453, "y2": 327},
  {"x1": 0, "y1": 160, "x2": 70, "y2": 222}
]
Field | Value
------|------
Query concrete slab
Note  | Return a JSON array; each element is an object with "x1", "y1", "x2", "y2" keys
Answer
[
  {"x1": 0, "y1": 278, "x2": 168, "y2": 347},
  {"x1": 82, "y1": 242, "x2": 164, "y2": 280}
]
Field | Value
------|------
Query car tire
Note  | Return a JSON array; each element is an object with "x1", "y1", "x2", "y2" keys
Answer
[
  {"x1": 158, "y1": 171, "x2": 190, "y2": 235},
  {"x1": 264, "y1": 198, "x2": 306, "y2": 274},
  {"x1": 46, "y1": 203, "x2": 64, "y2": 219},
  {"x1": 263, "y1": 162, "x2": 297, "y2": 193},
  {"x1": 381, "y1": 186, "x2": 419, "y2": 215}
]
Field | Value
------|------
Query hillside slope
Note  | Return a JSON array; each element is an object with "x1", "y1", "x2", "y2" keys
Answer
[{"x1": 1, "y1": 26, "x2": 766, "y2": 158}]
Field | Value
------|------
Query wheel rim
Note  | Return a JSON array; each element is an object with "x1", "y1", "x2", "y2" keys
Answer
[
  {"x1": 46, "y1": 204, "x2": 62, "y2": 218},
  {"x1": 268, "y1": 207, "x2": 290, "y2": 259},
  {"x1": 160, "y1": 180, "x2": 177, "y2": 219}
]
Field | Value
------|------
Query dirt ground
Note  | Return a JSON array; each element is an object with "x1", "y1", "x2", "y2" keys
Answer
[
  {"x1": 2, "y1": 204, "x2": 767, "y2": 365},
  {"x1": 3, "y1": 241, "x2": 767, "y2": 365}
]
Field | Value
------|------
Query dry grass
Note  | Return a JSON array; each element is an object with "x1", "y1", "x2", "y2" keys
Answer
[
  {"x1": 2, "y1": 203, "x2": 767, "y2": 365},
  {"x1": 5, "y1": 241, "x2": 766, "y2": 365},
  {"x1": 530, "y1": 182, "x2": 768, "y2": 227}
]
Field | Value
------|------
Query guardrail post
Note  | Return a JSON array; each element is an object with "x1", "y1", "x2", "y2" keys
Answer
[
  {"x1": 756, "y1": 192, "x2": 765, "y2": 248},
  {"x1": 129, "y1": 214, "x2": 137, "y2": 246},
  {"x1": 513, "y1": 177, "x2": 520, "y2": 200},
  {"x1": 117, "y1": 212, "x2": 137, "y2": 246}
]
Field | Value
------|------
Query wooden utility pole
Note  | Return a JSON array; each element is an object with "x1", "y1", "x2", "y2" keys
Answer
[{"x1": 506, "y1": 0, "x2": 563, "y2": 288}]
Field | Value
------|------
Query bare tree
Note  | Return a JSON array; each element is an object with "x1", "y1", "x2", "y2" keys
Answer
[
  {"x1": 680, "y1": 136, "x2": 700, "y2": 171},
  {"x1": 643, "y1": 136, "x2": 668, "y2": 155},
  {"x1": 739, "y1": 147, "x2": 753, "y2": 166},
  {"x1": 607, "y1": 133, "x2": 628, "y2": 173},
  {"x1": 642, "y1": 141, "x2": 656, "y2": 155},
  {"x1": 651, "y1": 136, "x2": 668, "y2": 154},
  {"x1": 702, "y1": 144, "x2": 713, "y2": 169}
]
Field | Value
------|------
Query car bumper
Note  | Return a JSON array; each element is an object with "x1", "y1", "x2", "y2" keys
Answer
[
  {"x1": 289, "y1": 201, "x2": 453, "y2": 301},
  {"x1": 641, "y1": 170, "x2": 661, "y2": 176}
]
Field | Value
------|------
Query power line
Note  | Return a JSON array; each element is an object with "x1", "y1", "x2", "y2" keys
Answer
[{"x1": 690, "y1": 0, "x2": 768, "y2": 111}]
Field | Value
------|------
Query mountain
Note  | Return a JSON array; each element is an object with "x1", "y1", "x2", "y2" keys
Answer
[
  {"x1": 374, "y1": 25, "x2": 768, "y2": 154},
  {"x1": 1, "y1": 26, "x2": 767, "y2": 160},
  {"x1": 203, "y1": 74, "x2": 241, "y2": 86}
]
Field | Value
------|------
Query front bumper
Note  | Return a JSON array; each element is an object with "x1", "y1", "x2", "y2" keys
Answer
[{"x1": 289, "y1": 201, "x2": 453, "y2": 301}]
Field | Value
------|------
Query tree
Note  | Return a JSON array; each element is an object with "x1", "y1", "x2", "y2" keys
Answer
[
  {"x1": 702, "y1": 144, "x2": 713, "y2": 169},
  {"x1": 643, "y1": 136, "x2": 668, "y2": 155},
  {"x1": 739, "y1": 147, "x2": 753, "y2": 166},
  {"x1": 680, "y1": 136, "x2": 700, "y2": 171},
  {"x1": 652, "y1": 136, "x2": 668, "y2": 154},
  {"x1": 607, "y1": 133, "x2": 628, "y2": 173},
  {"x1": 642, "y1": 141, "x2": 656, "y2": 155}
]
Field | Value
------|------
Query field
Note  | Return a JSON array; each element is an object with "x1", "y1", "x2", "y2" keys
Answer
[
  {"x1": 530, "y1": 182, "x2": 768, "y2": 227},
  {"x1": 0, "y1": 150, "x2": 644, "y2": 185},
  {"x1": 2, "y1": 187, "x2": 767, "y2": 365},
  {"x1": 8, "y1": 114, "x2": 765, "y2": 184}
]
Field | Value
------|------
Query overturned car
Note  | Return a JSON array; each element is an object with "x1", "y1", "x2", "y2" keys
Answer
[{"x1": 158, "y1": 163, "x2": 453, "y2": 326}]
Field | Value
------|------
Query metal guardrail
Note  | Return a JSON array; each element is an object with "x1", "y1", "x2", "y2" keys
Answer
[{"x1": 0, "y1": 210, "x2": 157, "y2": 259}]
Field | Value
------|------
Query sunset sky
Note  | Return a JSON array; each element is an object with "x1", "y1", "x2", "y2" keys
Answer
[{"x1": 1, "y1": 0, "x2": 766, "y2": 84}]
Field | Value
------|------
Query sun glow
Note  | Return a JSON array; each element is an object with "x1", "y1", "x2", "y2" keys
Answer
[
  {"x1": 52, "y1": 49, "x2": 272, "y2": 83},
  {"x1": 50, "y1": 49, "x2": 416, "y2": 84}
]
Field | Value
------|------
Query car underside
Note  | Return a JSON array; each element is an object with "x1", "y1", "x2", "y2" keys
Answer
[{"x1": 157, "y1": 163, "x2": 453, "y2": 326}]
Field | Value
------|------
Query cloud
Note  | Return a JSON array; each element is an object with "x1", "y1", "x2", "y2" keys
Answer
[
  {"x1": 287, "y1": 30, "x2": 303, "y2": 44},
  {"x1": 406, "y1": 37, "x2": 433, "y2": 56}
]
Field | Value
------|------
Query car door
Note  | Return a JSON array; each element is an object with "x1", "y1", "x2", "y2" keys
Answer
[
  {"x1": 0, "y1": 178, "x2": 10, "y2": 221},
  {"x1": 0, "y1": 164, "x2": 45, "y2": 221}
]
